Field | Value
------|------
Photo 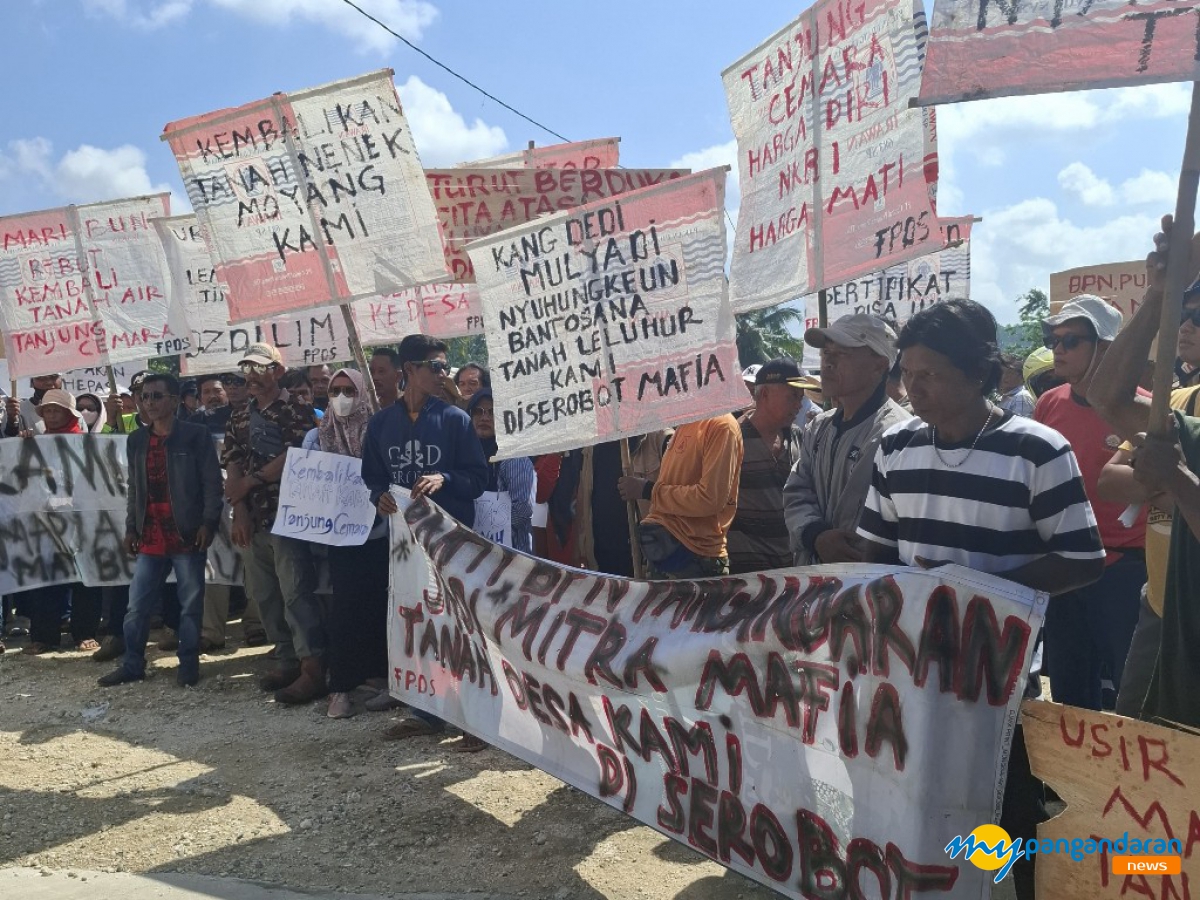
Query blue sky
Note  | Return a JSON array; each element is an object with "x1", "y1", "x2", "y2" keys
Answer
[{"x1": 0, "y1": 0, "x2": 1189, "y2": 324}]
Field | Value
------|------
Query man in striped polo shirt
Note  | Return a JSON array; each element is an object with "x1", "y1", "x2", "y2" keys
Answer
[{"x1": 856, "y1": 298, "x2": 1105, "y2": 900}]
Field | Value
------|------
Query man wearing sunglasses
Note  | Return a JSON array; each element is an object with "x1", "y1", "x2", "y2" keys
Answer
[
  {"x1": 99, "y1": 374, "x2": 223, "y2": 688},
  {"x1": 361, "y1": 333, "x2": 489, "y2": 741},
  {"x1": 223, "y1": 342, "x2": 327, "y2": 704},
  {"x1": 1033, "y1": 295, "x2": 1147, "y2": 712}
]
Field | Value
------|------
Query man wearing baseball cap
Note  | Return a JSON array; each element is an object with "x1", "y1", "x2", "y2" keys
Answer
[
  {"x1": 1034, "y1": 295, "x2": 1147, "y2": 712},
  {"x1": 223, "y1": 342, "x2": 327, "y2": 704},
  {"x1": 726, "y1": 359, "x2": 806, "y2": 574},
  {"x1": 784, "y1": 314, "x2": 911, "y2": 565}
]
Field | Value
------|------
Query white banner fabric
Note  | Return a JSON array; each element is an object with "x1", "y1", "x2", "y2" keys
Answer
[
  {"x1": 455, "y1": 138, "x2": 620, "y2": 171},
  {"x1": 163, "y1": 70, "x2": 448, "y2": 323},
  {"x1": 0, "y1": 195, "x2": 181, "y2": 378},
  {"x1": 387, "y1": 494, "x2": 1046, "y2": 900},
  {"x1": 722, "y1": 0, "x2": 945, "y2": 313},
  {"x1": 466, "y1": 169, "x2": 747, "y2": 460},
  {"x1": 271, "y1": 447, "x2": 375, "y2": 546}
]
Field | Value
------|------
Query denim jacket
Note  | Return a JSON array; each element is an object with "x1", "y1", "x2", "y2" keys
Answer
[{"x1": 126, "y1": 420, "x2": 224, "y2": 543}]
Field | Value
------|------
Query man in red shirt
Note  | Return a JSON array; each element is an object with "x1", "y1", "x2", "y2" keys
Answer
[
  {"x1": 1034, "y1": 295, "x2": 1148, "y2": 710},
  {"x1": 99, "y1": 374, "x2": 223, "y2": 688}
]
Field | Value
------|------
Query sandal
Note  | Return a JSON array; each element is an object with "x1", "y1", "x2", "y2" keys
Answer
[
  {"x1": 383, "y1": 718, "x2": 444, "y2": 740},
  {"x1": 22, "y1": 642, "x2": 54, "y2": 656},
  {"x1": 454, "y1": 734, "x2": 488, "y2": 753},
  {"x1": 76, "y1": 639, "x2": 101, "y2": 652}
]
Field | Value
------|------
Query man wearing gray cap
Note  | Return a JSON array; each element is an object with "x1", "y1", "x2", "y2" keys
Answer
[
  {"x1": 783, "y1": 314, "x2": 911, "y2": 565},
  {"x1": 1034, "y1": 295, "x2": 1147, "y2": 711}
]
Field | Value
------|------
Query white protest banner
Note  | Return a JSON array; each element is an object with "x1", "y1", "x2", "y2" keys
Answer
[
  {"x1": 722, "y1": 0, "x2": 945, "y2": 313},
  {"x1": 803, "y1": 223, "x2": 972, "y2": 327},
  {"x1": 918, "y1": 0, "x2": 1200, "y2": 105},
  {"x1": 155, "y1": 215, "x2": 348, "y2": 374},
  {"x1": 60, "y1": 361, "x2": 150, "y2": 396},
  {"x1": 456, "y1": 137, "x2": 620, "y2": 171},
  {"x1": 428, "y1": 167, "x2": 688, "y2": 283},
  {"x1": 387, "y1": 494, "x2": 1045, "y2": 900},
  {"x1": 1049, "y1": 260, "x2": 1148, "y2": 321},
  {"x1": 352, "y1": 283, "x2": 484, "y2": 344},
  {"x1": 467, "y1": 169, "x2": 747, "y2": 459},
  {"x1": 1023, "y1": 701, "x2": 1200, "y2": 898},
  {"x1": 0, "y1": 435, "x2": 243, "y2": 594},
  {"x1": 0, "y1": 195, "x2": 181, "y2": 378},
  {"x1": 271, "y1": 447, "x2": 374, "y2": 546},
  {"x1": 163, "y1": 69, "x2": 448, "y2": 323}
]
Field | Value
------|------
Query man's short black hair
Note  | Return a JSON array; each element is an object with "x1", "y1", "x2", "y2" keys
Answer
[
  {"x1": 398, "y1": 334, "x2": 448, "y2": 367},
  {"x1": 1000, "y1": 352, "x2": 1024, "y2": 371},
  {"x1": 897, "y1": 298, "x2": 1003, "y2": 395},
  {"x1": 455, "y1": 362, "x2": 490, "y2": 388},
  {"x1": 370, "y1": 347, "x2": 401, "y2": 368},
  {"x1": 196, "y1": 374, "x2": 224, "y2": 390},
  {"x1": 279, "y1": 368, "x2": 312, "y2": 390},
  {"x1": 142, "y1": 373, "x2": 181, "y2": 396}
]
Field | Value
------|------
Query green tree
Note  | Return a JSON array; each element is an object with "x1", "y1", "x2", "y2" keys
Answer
[
  {"x1": 735, "y1": 306, "x2": 806, "y2": 367},
  {"x1": 1007, "y1": 288, "x2": 1049, "y2": 359},
  {"x1": 445, "y1": 334, "x2": 488, "y2": 369}
]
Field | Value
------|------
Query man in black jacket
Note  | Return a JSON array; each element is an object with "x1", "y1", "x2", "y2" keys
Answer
[{"x1": 99, "y1": 373, "x2": 223, "y2": 688}]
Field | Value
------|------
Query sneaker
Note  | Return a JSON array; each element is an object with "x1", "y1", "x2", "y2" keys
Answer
[
  {"x1": 327, "y1": 692, "x2": 354, "y2": 719},
  {"x1": 98, "y1": 668, "x2": 144, "y2": 687},
  {"x1": 92, "y1": 636, "x2": 125, "y2": 662},
  {"x1": 364, "y1": 690, "x2": 404, "y2": 713}
]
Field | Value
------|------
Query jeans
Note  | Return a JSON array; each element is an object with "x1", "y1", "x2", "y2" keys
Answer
[
  {"x1": 121, "y1": 552, "x2": 207, "y2": 678},
  {"x1": 240, "y1": 530, "x2": 323, "y2": 664},
  {"x1": 1045, "y1": 553, "x2": 1146, "y2": 710}
]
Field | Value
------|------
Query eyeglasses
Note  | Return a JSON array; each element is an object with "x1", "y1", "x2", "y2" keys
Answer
[
  {"x1": 412, "y1": 360, "x2": 451, "y2": 375},
  {"x1": 140, "y1": 391, "x2": 173, "y2": 402},
  {"x1": 471, "y1": 407, "x2": 495, "y2": 418},
  {"x1": 1044, "y1": 334, "x2": 1096, "y2": 351},
  {"x1": 1181, "y1": 308, "x2": 1200, "y2": 328},
  {"x1": 328, "y1": 386, "x2": 358, "y2": 397},
  {"x1": 239, "y1": 361, "x2": 275, "y2": 374}
]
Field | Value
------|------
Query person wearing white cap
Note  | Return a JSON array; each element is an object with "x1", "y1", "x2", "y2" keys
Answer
[
  {"x1": 783, "y1": 315, "x2": 911, "y2": 566},
  {"x1": 1033, "y1": 295, "x2": 1148, "y2": 712}
]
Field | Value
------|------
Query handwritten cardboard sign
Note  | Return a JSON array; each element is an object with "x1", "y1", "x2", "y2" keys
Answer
[
  {"x1": 722, "y1": 0, "x2": 944, "y2": 312},
  {"x1": 154, "y1": 215, "x2": 347, "y2": 374},
  {"x1": 919, "y1": 0, "x2": 1200, "y2": 105},
  {"x1": 163, "y1": 69, "x2": 448, "y2": 323},
  {"x1": 466, "y1": 169, "x2": 747, "y2": 460},
  {"x1": 1049, "y1": 260, "x2": 1148, "y2": 322},
  {"x1": 0, "y1": 194, "x2": 181, "y2": 378},
  {"x1": 271, "y1": 447, "x2": 375, "y2": 546},
  {"x1": 1023, "y1": 701, "x2": 1200, "y2": 898},
  {"x1": 388, "y1": 494, "x2": 1046, "y2": 900},
  {"x1": 428, "y1": 167, "x2": 688, "y2": 283},
  {"x1": 456, "y1": 137, "x2": 620, "y2": 170}
]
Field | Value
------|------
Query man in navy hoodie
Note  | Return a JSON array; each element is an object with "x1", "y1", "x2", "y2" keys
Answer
[{"x1": 361, "y1": 333, "x2": 489, "y2": 743}]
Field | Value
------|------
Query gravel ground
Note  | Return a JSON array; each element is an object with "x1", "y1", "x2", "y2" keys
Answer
[{"x1": 0, "y1": 629, "x2": 779, "y2": 900}]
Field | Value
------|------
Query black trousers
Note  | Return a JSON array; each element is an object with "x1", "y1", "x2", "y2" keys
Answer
[
  {"x1": 1000, "y1": 724, "x2": 1046, "y2": 900},
  {"x1": 327, "y1": 537, "x2": 390, "y2": 693}
]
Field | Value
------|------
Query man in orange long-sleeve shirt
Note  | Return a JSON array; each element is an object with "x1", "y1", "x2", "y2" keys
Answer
[{"x1": 618, "y1": 414, "x2": 744, "y2": 578}]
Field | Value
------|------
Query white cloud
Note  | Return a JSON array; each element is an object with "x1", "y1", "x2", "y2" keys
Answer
[
  {"x1": 397, "y1": 76, "x2": 507, "y2": 166},
  {"x1": 970, "y1": 197, "x2": 1157, "y2": 323},
  {"x1": 670, "y1": 138, "x2": 740, "y2": 227},
  {"x1": 84, "y1": 0, "x2": 438, "y2": 52},
  {"x1": 0, "y1": 137, "x2": 178, "y2": 207},
  {"x1": 1057, "y1": 163, "x2": 1177, "y2": 208},
  {"x1": 1058, "y1": 162, "x2": 1115, "y2": 207}
]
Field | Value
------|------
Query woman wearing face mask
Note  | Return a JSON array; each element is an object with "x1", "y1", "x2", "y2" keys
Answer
[
  {"x1": 315, "y1": 369, "x2": 392, "y2": 719},
  {"x1": 76, "y1": 393, "x2": 107, "y2": 434}
]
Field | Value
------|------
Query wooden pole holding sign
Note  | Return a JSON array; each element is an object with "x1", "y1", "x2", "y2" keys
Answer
[
  {"x1": 1148, "y1": 83, "x2": 1200, "y2": 436},
  {"x1": 620, "y1": 439, "x2": 647, "y2": 579}
]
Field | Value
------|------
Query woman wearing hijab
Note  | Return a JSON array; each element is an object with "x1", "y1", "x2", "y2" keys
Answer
[
  {"x1": 76, "y1": 393, "x2": 107, "y2": 434},
  {"x1": 467, "y1": 390, "x2": 535, "y2": 554},
  {"x1": 318, "y1": 369, "x2": 391, "y2": 719}
]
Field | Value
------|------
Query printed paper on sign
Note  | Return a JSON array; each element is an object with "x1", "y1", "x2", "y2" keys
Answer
[
  {"x1": 455, "y1": 137, "x2": 620, "y2": 171},
  {"x1": 0, "y1": 195, "x2": 179, "y2": 378},
  {"x1": 163, "y1": 69, "x2": 448, "y2": 323},
  {"x1": 388, "y1": 494, "x2": 1047, "y2": 900},
  {"x1": 918, "y1": 0, "x2": 1200, "y2": 105},
  {"x1": 155, "y1": 215, "x2": 347, "y2": 374},
  {"x1": 467, "y1": 168, "x2": 747, "y2": 460},
  {"x1": 722, "y1": 0, "x2": 946, "y2": 312}
]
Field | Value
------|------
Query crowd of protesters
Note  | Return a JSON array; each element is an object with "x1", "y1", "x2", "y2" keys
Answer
[{"x1": 2, "y1": 225, "x2": 1200, "y2": 896}]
